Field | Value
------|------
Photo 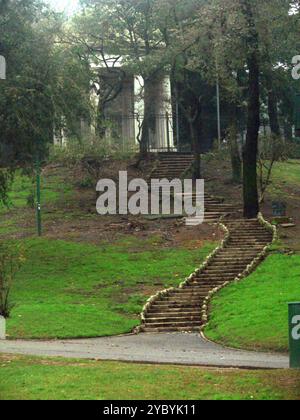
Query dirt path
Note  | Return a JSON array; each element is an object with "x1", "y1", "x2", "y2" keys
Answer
[{"x1": 0, "y1": 333, "x2": 288, "y2": 369}]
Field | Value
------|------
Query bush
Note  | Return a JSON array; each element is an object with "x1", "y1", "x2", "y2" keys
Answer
[
  {"x1": 49, "y1": 136, "x2": 139, "y2": 192},
  {"x1": 0, "y1": 169, "x2": 14, "y2": 207},
  {"x1": 0, "y1": 241, "x2": 25, "y2": 318},
  {"x1": 49, "y1": 136, "x2": 138, "y2": 168},
  {"x1": 286, "y1": 139, "x2": 300, "y2": 159}
]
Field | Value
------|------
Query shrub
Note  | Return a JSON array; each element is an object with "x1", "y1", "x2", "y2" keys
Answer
[
  {"x1": 0, "y1": 169, "x2": 14, "y2": 207},
  {"x1": 49, "y1": 136, "x2": 138, "y2": 191},
  {"x1": 49, "y1": 136, "x2": 138, "y2": 168},
  {"x1": 286, "y1": 139, "x2": 300, "y2": 159},
  {"x1": 0, "y1": 241, "x2": 25, "y2": 318}
]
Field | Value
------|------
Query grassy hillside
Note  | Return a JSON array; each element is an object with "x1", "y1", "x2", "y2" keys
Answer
[
  {"x1": 205, "y1": 254, "x2": 300, "y2": 352},
  {"x1": 202, "y1": 158, "x2": 300, "y2": 352},
  {"x1": 7, "y1": 237, "x2": 215, "y2": 339}
]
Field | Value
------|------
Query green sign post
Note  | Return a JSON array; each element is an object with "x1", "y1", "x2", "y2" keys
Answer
[
  {"x1": 35, "y1": 155, "x2": 42, "y2": 237},
  {"x1": 289, "y1": 303, "x2": 300, "y2": 368},
  {"x1": 295, "y1": 94, "x2": 300, "y2": 138}
]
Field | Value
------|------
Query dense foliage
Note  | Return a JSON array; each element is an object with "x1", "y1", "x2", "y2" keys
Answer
[{"x1": 0, "y1": 0, "x2": 299, "y2": 211}]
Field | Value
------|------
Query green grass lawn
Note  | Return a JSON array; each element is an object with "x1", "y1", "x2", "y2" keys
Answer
[
  {"x1": 272, "y1": 160, "x2": 300, "y2": 185},
  {"x1": 0, "y1": 170, "x2": 73, "y2": 215},
  {"x1": 205, "y1": 253, "x2": 300, "y2": 352},
  {"x1": 268, "y1": 159, "x2": 300, "y2": 198},
  {"x1": 0, "y1": 355, "x2": 299, "y2": 400},
  {"x1": 7, "y1": 237, "x2": 215, "y2": 339}
]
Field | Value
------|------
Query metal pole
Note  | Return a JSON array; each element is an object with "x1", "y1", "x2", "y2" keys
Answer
[
  {"x1": 36, "y1": 155, "x2": 42, "y2": 237},
  {"x1": 176, "y1": 101, "x2": 180, "y2": 152},
  {"x1": 216, "y1": 76, "x2": 221, "y2": 148}
]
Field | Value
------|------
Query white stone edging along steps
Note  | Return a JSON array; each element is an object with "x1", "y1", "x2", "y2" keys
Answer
[{"x1": 199, "y1": 213, "x2": 277, "y2": 331}]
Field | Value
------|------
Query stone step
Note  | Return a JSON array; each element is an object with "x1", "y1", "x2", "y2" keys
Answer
[
  {"x1": 186, "y1": 282, "x2": 229, "y2": 288},
  {"x1": 203, "y1": 211, "x2": 230, "y2": 215},
  {"x1": 211, "y1": 261, "x2": 251, "y2": 266},
  {"x1": 227, "y1": 243, "x2": 267, "y2": 247},
  {"x1": 217, "y1": 251, "x2": 260, "y2": 254},
  {"x1": 156, "y1": 165, "x2": 193, "y2": 167},
  {"x1": 153, "y1": 173, "x2": 190, "y2": 176},
  {"x1": 205, "y1": 215, "x2": 224, "y2": 219},
  {"x1": 158, "y1": 156, "x2": 194, "y2": 160},
  {"x1": 213, "y1": 254, "x2": 256, "y2": 258},
  {"x1": 228, "y1": 237, "x2": 268, "y2": 241},
  {"x1": 168, "y1": 287, "x2": 213, "y2": 293},
  {"x1": 203, "y1": 269, "x2": 242, "y2": 275},
  {"x1": 160, "y1": 289, "x2": 209, "y2": 298},
  {"x1": 166, "y1": 292, "x2": 212, "y2": 298},
  {"x1": 229, "y1": 237, "x2": 271, "y2": 241},
  {"x1": 157, "y1": 159, "x2": 194, "y2": 163},
  {"x1": 194, "y1": 274, "x2": 239, "y2": 281},
  {"x1": 201, "y1": 273, "x2": 241, "y2": 279},
  {"x1": 160, "y1": 296, "x2": 207, "y2": 303},
  {"x1": 155, "y1": 169, "x2": 190, "y2": 172},
  {"x1": 208, "y1": 267, "x2": 247, "y2": 272},
  {"x1": 230, "y1": 229, "x2": 268, "y2": 233},
  {"x1": 145, "y1": 315, "x2": 201, "y2": 323},
  {"x1": 219, "y1": 248, "x2": 261, "y2": 252},
  {"x1": 228, "y1": 236, "x2": 271, "y2": 241},
  {"x1": 213, "y1": 255, "x2": 256, "y2": 259},
  {"x1": 153, "y1": 167, "x2": 188, "y2": 171},
  {"x1": 230, "y1": 231, "x2": 271, "y2": 236},
  {"x1": 140, "y1": 326, "x2": 200, "y2": 333},
  {"x1": 227, "y1": 223, "x2": 262, "y2": 227},
  {"x1": 221, "y1": 247, "x2": 261, "y2": 251},
  {"x1": 142, "y1": 320, "x2": 201, "y2": 328},
  {"x1": 223, "y1": 246, "x2": 265, "y2": 250},
  {"x1": 212, "y1": 258, "x2": 255, "y2": 263},
  {"x1": 158, "y1": 160, "x2": 194, "y2": 164},
  {"x1": 205, "y1": 205, "x2": 238, "y2": 209},
  {"x1": 204, "y1": 265, "x2": 244, "y2": 271},
  {"x1": 146, "y1": 310, "x2": 201, "y2": 317},
  {"x1": 230, "y1": 227, "x2": 270, "y2": 231},
  {"x1": 197, "y1": 269, "x2": 244, "y2": 276},
  {"x1": 150, "y1": 307, "x2": 203, "y2": 313}
]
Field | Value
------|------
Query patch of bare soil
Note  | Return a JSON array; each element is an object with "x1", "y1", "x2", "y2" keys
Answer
[
  {"x1": 11, "y1": 154, "x2": 300, "y2": 252},
  {"x1": 2, "y1": 158, "x2": 223, "y2": 249},
  {"x1": 42, "y1": 214, "x2": 221, "y2": 249}
]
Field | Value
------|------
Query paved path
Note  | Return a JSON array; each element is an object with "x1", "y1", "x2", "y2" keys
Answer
[{"x1": 0, "y1": 333, "x2": 288, "y2": 369}]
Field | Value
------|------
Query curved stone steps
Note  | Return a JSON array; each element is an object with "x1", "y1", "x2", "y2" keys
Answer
[{"x1": 139, "y1": 219, "x2": 273, "y2": 333}]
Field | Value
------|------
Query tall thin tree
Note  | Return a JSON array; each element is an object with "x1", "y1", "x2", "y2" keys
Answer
[{"x1": 240, "y1": 0, "x2": 260, "y2": 218}]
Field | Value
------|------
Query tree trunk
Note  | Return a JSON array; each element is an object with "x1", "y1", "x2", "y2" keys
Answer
[
  {"x1": 283, "y1": 121, "x2": 293, "y2": 141},
  {"x1": 266, "y1": 74, "x2": 280, "y2": 136},
  {"x1": 229, "y1": 105, "x2": 242, "y2": 183},
  {"x1": 241, "y1": 0, "x2": 260, "y2": 219},
  {"x1": 190, "y1": 121, "x2": 201, "y2": 179}
]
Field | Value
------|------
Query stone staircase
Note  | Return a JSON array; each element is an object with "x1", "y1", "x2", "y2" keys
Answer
[
  {"x1": 177, "y1": 192, "x2": 240, "y2": 223},
  {"x1": 150, "y1": 154, "x2": 241, "y2": 222},
  {"x1": 139, "y1": 219, "x2": 273, "y2": 333},
  {"x1": 151, "y1": 153, "x2": 195, "y2": 179}
]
